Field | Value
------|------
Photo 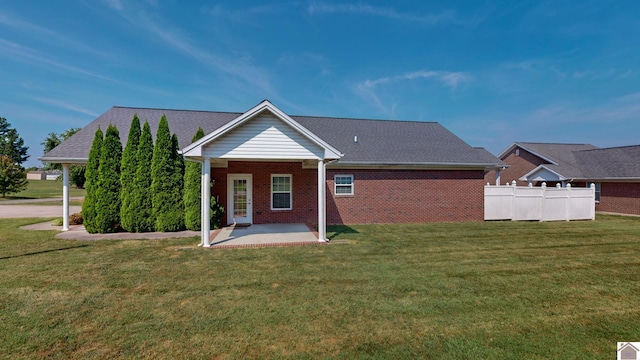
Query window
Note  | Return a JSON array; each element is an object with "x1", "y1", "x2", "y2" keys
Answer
[
  {"x1": 591, "y1": 182, "x2": 601, "y2": 202},
  {"x1": 271, "y1": 175, "x2": 292, "y2": 210},
  {"x1": 334, "y1": 174, "x2": 354, "y2": 195}
]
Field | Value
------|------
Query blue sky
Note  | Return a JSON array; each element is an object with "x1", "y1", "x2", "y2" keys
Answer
[{"x1": 2, "y1": 1, "x2": 639, "y2": 168}]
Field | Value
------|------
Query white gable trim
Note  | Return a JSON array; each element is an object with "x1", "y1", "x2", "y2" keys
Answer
[
  {"x1": 183, "y1": 100, "x2": 343, "y2": 160},
  {"x1": 519, "y1": 165, "x2": 567, "y2": 182},
  {"x1": 498, "y1": 143, "x2": 559, "y2": 165}
]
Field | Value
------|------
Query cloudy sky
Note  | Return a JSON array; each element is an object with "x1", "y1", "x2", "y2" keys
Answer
[{"x1": 2, "y1": 0, "x2": 639, "y2": 168}]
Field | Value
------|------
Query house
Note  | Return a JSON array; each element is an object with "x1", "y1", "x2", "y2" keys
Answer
[
  {"x1": 488, "y1": 142, "x2": 640, "y2": 216},
  {"x1": 41, "y1": 100, "x2": 504, "y2": 244},
  {"x1": 26, "y1": 170, "x2": 62, "y2": 180}
]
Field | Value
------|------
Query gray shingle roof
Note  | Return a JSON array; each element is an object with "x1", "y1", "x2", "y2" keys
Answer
[
  {"x1": 516, "y1": 142, "x2": 599, "y2": 179},
  {"x1": 511, "y1": 142, "x2": 640, "y2": 180},
  {"x1": 574, "y1": 145, "x2": 640, "y2": 179},
  {"x1": 41, "y1": 105, "x2": 503, "y2": 167}
]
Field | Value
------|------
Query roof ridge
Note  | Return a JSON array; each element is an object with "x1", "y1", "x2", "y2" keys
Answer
[
  {"x1": 518, "y1": 141, "x2": 596, "y2": 146},
  {"x1": 293, "y1": 114, "x2": 438, "y2": 124},
  {"x1": 578, "y1": 144, "x2": 640, "y2": 152}
]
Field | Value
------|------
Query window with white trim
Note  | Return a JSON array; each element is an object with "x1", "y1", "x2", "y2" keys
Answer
[
  {"x1": 592, "y1": 182, "x2": 601, "y2": 202},
  {"x1": 334, "y1": 174, "x2": 354, "y2": 195},
  {"x1": 271, "y1": 174, "x2": 292, "y2": 210}
]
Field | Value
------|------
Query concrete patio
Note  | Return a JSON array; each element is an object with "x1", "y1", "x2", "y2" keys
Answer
[{"x1": 210, "y1": 223, "x2": 323, "y2": 248}]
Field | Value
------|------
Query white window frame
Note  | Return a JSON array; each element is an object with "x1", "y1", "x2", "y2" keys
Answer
[
  {"x1": 334, "y1": 174, "x2": 354, "y2": 196},
  {"x1": 271, "y1": 174, "x2": 292, "y2": 210},
  {"x1": 592, "y1": 182, "x2": 601, "y2": 202}
]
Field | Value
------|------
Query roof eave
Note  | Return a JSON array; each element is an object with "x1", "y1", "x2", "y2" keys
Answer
[
  {"x1": 328, "y1": 161, "x2": 502, "y2": 170},
  {"x1": 38, "y1": 156, "x2": 88, "y2": 165}
]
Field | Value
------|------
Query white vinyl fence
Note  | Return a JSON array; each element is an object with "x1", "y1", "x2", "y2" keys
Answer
[{"x1": 485, "y1": 182, "x2": 595, "y2": 221}]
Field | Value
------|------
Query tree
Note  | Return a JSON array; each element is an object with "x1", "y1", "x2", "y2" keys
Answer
[
  {"x1": 82, "y1": 128, "x2": 103, "y2": 233},
  {"x1": 129, "y1": 121, "x2": 154, "y2": 232},
  {"x1": 0, "y1": 117, "x2": 29, "y2": 165},
  {"x1": 0, "y1": 155, "x2": 27, "y2": 197},
  {"x1": 119, "y1": 115, "x2": 141, "y2": 232},
  {"x1": 183, "y1": 127, "x2": 205, "y2": 230},
  {"x1": 94, "y1": 124, "x2": 122, "y2": 233},
  {"x1": 151, "y1": 115, "x2": 185, "y2": 232},
  {"x1": 42, "y1": 128, "x2": 85, "y2": 188}
]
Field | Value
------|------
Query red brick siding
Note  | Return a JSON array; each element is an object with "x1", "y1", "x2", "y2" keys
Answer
[
  {"x1": 212, "y1": 161, "x2": 318, "y2": 226},
  {"x1": 211, "y1": 163, "x2": 486, "y2": 225},
  {"x1": 327, "y1": 169, "x2": 485, "y2": 224},
  {"x1": 485, "y1": 147, "x2": 548, "y2": 186},
  {"x1": 596, "y1": 182, "x2": 640, "y2": 215}
]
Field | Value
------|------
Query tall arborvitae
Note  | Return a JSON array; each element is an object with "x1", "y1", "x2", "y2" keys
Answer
[
  {"x1": 82, "y1": 127, "x2": 103, "y2": 233},
  {"x1": 151, "y1": 115, "x2": 185, "y2": 231},
  {"x1": 183, "y1": 127, "x2": 205, "y2": 230},
  {"x1": 94, "y1": 124, "x2": 122, "y2": 233},
  {"x1": 119, "y1": 115, "x2": 141, "y2": 232},
  {"x1": 130, "y1": 121, "x2": 154, "y2": 232}
]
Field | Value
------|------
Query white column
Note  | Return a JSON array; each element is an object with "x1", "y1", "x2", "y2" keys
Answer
[
  {"x1": 202, "y1": 158, "x2": 211, "y2": 247},
  {"x1": 62, "y1": 164, "x2": 70, "y2": 231},
  {"x1": 317, "y1": 159, "x2": 326, "y2": 242},
  {"x1": 495, "y1": 169, "x2": 501, "y2": 186}
]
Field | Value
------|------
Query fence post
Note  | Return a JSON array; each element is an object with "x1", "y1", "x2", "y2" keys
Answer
[
  {"x1": 565, "y1": 183, "x2": 571, "y2": 221},
  {"x1": 590, "y1": 183, "x2": 596, "y2": 220}
]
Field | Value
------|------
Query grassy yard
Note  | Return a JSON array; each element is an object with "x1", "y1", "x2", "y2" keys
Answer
[
  {"x1": 1, "y1": 216, "x2": 639, "y2": 358},
  {"x1": 0, "y1": 180, "x2": 85, "y2": 201}
]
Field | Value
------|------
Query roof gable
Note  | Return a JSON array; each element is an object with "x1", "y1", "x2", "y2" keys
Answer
[{"x1": 182, "y1": 100, "x2": 342, "y2": 160}]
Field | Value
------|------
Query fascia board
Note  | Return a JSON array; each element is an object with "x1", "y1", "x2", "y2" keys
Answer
[
  {"x1": 498, "y1": 143, "x2": 559, "y2": 165},
  {"x1": 519, "y1": 165, "x2": 567, "y2": 182},
  {"x1": 182, "y1": 100, "x2": 343, "y2": 160}
]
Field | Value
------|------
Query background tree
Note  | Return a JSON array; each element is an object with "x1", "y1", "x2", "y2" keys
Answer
[
  {"x1": 42, "y1": 128, "x2": 85, "y2": 188},
  {"x1": 183, "y1": 127, "x2": 205, "y2": 230},
  {"x1": 0, "y1": 117, "x2": 29, "y2": 165},
  {"x1": 151, "y1": 115, "x2": 185, "y2": 232},
  {"x1": 119, "y1": 115, "x2": 141, "y2": 232},
  {"x1": 0, "y1": 155, "x2": 28, "y2": 197},
  {"x1": 94, "y1": 124, "x2": 122, "y2": 233},
  {"x1": 82, "y1": 128, "x2": 103, "y2": 233},
  {"x1": 130, "y1": 121, "x2": 154, "y2": 232}
]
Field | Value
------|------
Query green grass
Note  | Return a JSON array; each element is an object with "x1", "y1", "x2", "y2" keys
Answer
[
  {"x1": 0, "y1": 180, "x2": 85, "y2": 201},
  {"x1": 1, "y1": 216, "x2": 639, "y2": 358}
]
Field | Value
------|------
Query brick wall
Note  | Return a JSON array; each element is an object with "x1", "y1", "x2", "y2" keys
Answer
[
  {"x1": 485, "y1": 147, "x2": 547, "y2": 186},
  {"x1": 212, "y1": 161, "x2": 318, "y2": 226},
  {"x1": 327, "y1": 169, "x2": 485, "y2": 224},
  {"x1": 211, "y1": 162, "x2": 486, "y2": 225},
  {"x1": 596, "y1": 182, "x2": 640, "y2": 216}
]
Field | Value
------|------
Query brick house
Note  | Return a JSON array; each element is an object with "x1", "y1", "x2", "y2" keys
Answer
[
  {"x1": 41, "y1": 100, "x2": 503, "y2": 244},
  {"x1": 487, "y1": 142, "x2": 640, "y2": 216}
]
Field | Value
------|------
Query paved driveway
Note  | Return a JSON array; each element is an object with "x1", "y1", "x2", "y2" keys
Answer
[{"x1": 0, "y1": 205, "x2": 82, "y2": 218}]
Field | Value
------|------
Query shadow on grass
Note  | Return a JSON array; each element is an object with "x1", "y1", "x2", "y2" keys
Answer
[
  {"x1": 327, "y1": 225, "x2": 360, "y2": 240},
  {"x1": 0, "y1": 244, "x2": 89, "y2": 260}
]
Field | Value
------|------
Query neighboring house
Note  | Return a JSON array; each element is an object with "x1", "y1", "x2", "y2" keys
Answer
[
  {"x1": 26, "y1": 170, "x2": 62, "y2": 180},
  {"x1": 488, "y1": 142, "x2": 640, "y2": 216},
  {"x1": 41, "y1": 100, "x2": 504, "y2": 243}
]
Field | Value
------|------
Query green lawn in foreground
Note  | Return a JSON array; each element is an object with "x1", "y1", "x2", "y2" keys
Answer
[
  {"x1": 0, "y1": 180, "x2": 85, "y2": 201},
  {"x1": 1, "y1": 216, "x2": 639, "y2": 358}
]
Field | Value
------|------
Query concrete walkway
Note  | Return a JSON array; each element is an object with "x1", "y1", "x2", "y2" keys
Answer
[
  {"x1": 0, "y1": 196, "x2": 84, "y2": 205},
  {"x1": 0, "y1": 205, "x2": 82, "y2": 218},
  {"x1": 211, "y1": 223, "x2": 322, "y2": 248}
]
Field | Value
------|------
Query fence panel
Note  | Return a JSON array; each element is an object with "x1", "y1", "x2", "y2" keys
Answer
[{"x1": 485, "y1": 182, "x2": 595, "y2": 221}]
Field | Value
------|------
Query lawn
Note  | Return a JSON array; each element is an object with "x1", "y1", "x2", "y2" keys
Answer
[
  {"x1": 1, "y1": 216, "x2": 639, "y2": 359},
  {"x1": 0, "y1": 180, "x2": 85, "y2": 201}
]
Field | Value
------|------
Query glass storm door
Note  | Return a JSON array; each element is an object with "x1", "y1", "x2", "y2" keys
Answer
[{"x1": 228, "y1": 174, "x2": 252, "y2": 224}]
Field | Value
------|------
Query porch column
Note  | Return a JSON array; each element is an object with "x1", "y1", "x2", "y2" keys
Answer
[
  {"x1": 495, "y1": 169, "x2": 501, "y2": 186},
  {"x1": 62, "y1": 164, "x2": 70, "y2": 231},
  {"x1": 317, "y1": 159, "x2": 326, "y2": 241},
  {"x1": 202, "y1": 158, "x2": 211, "y2": 247}
]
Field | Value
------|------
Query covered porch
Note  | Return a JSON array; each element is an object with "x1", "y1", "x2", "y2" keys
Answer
[{"x1": 182, "y1": 100, "x2": 343, "y2": 247}]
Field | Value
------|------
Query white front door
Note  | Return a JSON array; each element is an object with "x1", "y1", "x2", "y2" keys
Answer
[{"x1": 228, "y1": 174, "x2": 252, "y2": 225}]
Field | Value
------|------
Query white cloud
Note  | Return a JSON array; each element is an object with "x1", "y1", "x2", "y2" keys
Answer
[
  {"x1": 30, "y1": 97, "x2": 100, "y2": 117},
  {"x1": 306, "y1": 2, "x2": 476, "y2": 26},
  {"x1": 355, "y1": 70, "x2": 472, "y2": 115}
]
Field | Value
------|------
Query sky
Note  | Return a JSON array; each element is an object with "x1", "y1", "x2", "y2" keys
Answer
[{"x1": 2, "y1": 0, "x2": 639, "y2": 168}]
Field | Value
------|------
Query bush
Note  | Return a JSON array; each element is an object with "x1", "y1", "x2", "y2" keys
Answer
[{"x1": 69, "y1": 212, "x2": 83, "y2": 225}]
